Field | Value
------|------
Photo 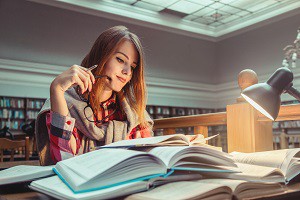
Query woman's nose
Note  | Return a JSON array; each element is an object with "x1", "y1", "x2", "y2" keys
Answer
[{"x1": 122, "y1": 65, "x2": 131, "y2": 76}]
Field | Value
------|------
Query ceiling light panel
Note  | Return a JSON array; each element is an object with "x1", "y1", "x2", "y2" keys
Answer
[
  {"x1": 208, "y1": 2, "x2": 225, "y2": 9},
  {"x1": 193, "y1": 7, "x2": 215, "y2": 16},
  {"x1": 218, "y1": 14, "x2": 240, "y2": 23},
  {"x1": 187, "y1": 0, "x2": 214, "y2": 6},
  {"x1": 220, "y1": 5, "x2": 243, "y2": 14},
  {"x1": 168, "y1": 0, "x2": 204, "y2": 14},
  {"x1": 113, "y1": 0, "x2": 137, "y2": 4},
  {"x1": 229, "y1": 0, "x2": 265, "y2": 9},
  {"x1": 183, "y1": 14, "x2": 199, "y2": 21},
  {"x1": 142, "y1": 0, "x2": 178, "y2": 7},
  {"x1": 135, "y1": 1, "x2": 164, "y2": 12},
  {"x1": 194, "y1": 17, "x2": 214, "y2": 25},
  {"x1": 219, "y1": 0, "x2": 237, "y2": 4},
  {"x1": 96, "y1": 0, "x2": 300, "y2": 37},
  {"x1": 205, "y1": 10, "x2": 231, "y2": 20}
]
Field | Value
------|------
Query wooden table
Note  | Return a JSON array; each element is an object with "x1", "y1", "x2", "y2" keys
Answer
[{"x1": 0, "y1": 160, "x2": 40, "y2": 169}]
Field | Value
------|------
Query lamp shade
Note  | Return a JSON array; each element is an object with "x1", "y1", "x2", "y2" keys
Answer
[
  {"x1": 241, "y1": 83, "x2": 281, "y2": 120},
  {"x1": 241, "y1": 67, "x2": 294, "y2": 121}
]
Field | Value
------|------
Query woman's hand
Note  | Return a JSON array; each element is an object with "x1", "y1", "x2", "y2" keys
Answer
[
  {"x1": 50, "y1": 65, "x2": 96, "y2": 116},
  {"x1": 51, "y1": 65, "x2": 95, "y2": 94}
]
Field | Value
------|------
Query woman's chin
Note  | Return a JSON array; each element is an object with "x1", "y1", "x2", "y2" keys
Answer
[
  {"x1": 105, "y1": 83, "x2": 123, "y2": 92},
  {"x1": 111, "y1": 86, "x2": 123, "y2": 92}
]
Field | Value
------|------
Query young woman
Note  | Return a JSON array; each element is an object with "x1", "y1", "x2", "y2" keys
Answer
[{"x1": 37, "y1": 26, "x2": 153, "y2": 164}]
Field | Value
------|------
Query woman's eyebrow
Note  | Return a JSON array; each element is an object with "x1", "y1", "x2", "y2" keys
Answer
[{"x1": 116, "y1": 51, "x2": 138, "y2": 65}]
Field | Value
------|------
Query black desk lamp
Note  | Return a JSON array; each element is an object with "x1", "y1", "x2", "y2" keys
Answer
[{"x1": 241, "y1": 67, "x2": 300, "y2": 121}]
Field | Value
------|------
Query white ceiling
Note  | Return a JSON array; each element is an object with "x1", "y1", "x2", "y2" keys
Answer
[{"x1": 29, "y1": 0, "x2": 300, "y2": 40}]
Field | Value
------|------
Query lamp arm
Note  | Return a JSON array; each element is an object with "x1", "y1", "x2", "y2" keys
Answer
[{"x1": 286, "y1": 86, "x2": 300, "y2": 101}]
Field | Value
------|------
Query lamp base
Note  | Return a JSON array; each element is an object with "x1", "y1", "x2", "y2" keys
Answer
[{"x1": 227, "y1": 103, "x2": 273, "y2": 153}]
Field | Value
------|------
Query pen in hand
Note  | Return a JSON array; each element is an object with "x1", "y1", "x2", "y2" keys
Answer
[{"x1": 88, "y1": 65, "x2": 112, "y2": 81}]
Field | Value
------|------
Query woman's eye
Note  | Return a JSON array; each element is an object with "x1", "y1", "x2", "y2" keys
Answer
[
  {"x1": 116, "y1": 57, "x2": 124, "y2": 63},
  {"x1": 131, "y1": 66, "x2": 135, "y2": 71}
]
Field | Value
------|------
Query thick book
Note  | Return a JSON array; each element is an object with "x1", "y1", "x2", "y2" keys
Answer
[
  {"x1": 210, "y1": 148, "x2": 300, "y2": 183},
  {"x1": 125, "y1": 178, "x2": 285, "y2": 200},
  {"x1": 101, "y1": 134, "x2": 219, "y2": 149},
  {"x1": 29, "y1": 174, "x2": 203, "y2": 200},
  {"x1": 0, "y1": 165, "x2": 55, "y2": 185},
  {"x1": 53, "y1": 146, "x2": 237, "y2": 193}
]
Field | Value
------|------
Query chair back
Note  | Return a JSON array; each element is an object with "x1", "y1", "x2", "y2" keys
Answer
[{"x1": 0, "y1": 137, "x2": 29, "y2": 162}]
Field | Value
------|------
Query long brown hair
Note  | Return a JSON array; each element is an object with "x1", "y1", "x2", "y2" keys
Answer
[{"x1": 81, "y1": 26, "x2": 149, "y2": 128}]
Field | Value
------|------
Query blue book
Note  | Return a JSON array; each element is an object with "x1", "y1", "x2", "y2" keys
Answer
[
  {"x1": 52, "y1": 146, "x2": 238, "y2": 193},
  {"x1": 29, "y1": 174, "x2": 203, "y2": 200}
]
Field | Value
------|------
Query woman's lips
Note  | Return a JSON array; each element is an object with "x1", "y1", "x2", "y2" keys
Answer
[{"x1": 116, "y1": 75, "x2": 126, "y2": 83}]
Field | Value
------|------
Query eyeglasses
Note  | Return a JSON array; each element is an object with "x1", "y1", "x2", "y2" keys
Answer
[{"x1": 77, "y1": 75, "x2": 116, "y2": 124}]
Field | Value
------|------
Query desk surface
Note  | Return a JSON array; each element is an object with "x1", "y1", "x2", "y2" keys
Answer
[
  {"x1": 1, "y1": 182, "x2": 300, "y2": 200},
  {"x1": 0, "y1": 160, "x2": 40, "y2": 169},
  {"x1": 0, "y1": 182, "x2": 55, "y2": 200}
]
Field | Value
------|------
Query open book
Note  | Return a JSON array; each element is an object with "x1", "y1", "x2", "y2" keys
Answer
[
  {"x1": 29, "y1": 174, "x2": 203, "y2": 200},
  {"x1": 53, "y1": 146, "x2": 237, "y2": 193},
  {"x1": 210, "y1": 148, "x2": 300, "y2": 184},
  {"x1": 125, "y1": 179, "x2": 285, "y2": 200},
  {"x1": 0, "y1": 165, "x2": 55, "y2": 185},
  {"x1": 100, "y1": 134, "x2": 219, "y2": 149}
]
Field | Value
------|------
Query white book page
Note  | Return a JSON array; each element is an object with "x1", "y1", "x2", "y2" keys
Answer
[
  {"x1": 30, "y1": 176, "x2": 148, "y2": 200},
  {"x1": 234, "y1": 163, "x2": 283, "y2": 177},
  {"x1": 198, "y1": 179, "x2": 284, "y2": 199},
  {"x1": 125, "y1": 181, "x2": 232, "y2": 200},
  {"x1": 0, "y1": 165, "x2": 54, "y2": 185},
  {"x1": 149, "y1": 146, "x2": 234, "y2": 168},
  {"x1": 215, "y1": 163, "x2": 285, "y2": 183},
  {"x1": 55, "y1": 149, "x2": 149, "y2": 181},
  {"x1": 285, "y1": 158, "x2": 300, "y2": 181},
  {"x1": 198, "y1": 179, "x2": 246, "y2": 191},
  {"x1": 104, "y1": 134, "x2": 189, "y2": 147},
  {"x1": 230, "y1": 148, "x2": 300, "y2": 173},
  {"x1": 149, "y1": 146, "x2": 191, "y2": 167}
]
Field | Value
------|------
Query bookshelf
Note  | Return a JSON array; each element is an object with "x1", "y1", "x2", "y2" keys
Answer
[
  {"x1": 146, "y1": 105, "x2": 228, "y2": 150},
  {"x1": 146, "y1": 105, "x2": 217, "y2": 120},
  {"x1": 273, "y1": 100, "x2": 300, "y2": 133},
  {"x1": 0, "y1": 96, "x2": 46, "y2": 133}
]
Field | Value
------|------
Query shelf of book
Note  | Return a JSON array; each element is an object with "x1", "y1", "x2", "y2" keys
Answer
[
  {"x1": 274, "y1": 100, "x2": 300, "y2": 132},
  {"x1": 147, "y1": 105, "x2": 228, "y2": 151},
  {"x1": 0, "y1": 96, "x2": 46, "y2": 132}
]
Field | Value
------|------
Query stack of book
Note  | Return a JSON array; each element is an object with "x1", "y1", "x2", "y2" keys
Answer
[{"x1": 1, "y1": 134, "x2": 300, "y2": 199}]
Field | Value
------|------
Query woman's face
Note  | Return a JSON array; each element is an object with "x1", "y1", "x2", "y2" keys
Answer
[{"x1": 103, "y1": 40, "x2": 138, "y2": 92}]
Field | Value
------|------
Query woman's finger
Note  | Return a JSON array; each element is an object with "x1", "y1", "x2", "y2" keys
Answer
[
  {"x1": 77, "y1": 70, "x2": 92, "y2": 92},
  {"x1": 87, "y1": 69, "x2": 96, "y2": 84},
  {"x1": 79, "y1": 66, "x2": 96, "y2": 84},
  {"x1": 72, "y1": 74, "x2": 85, "y2": 94},
  {"x1": 78, "y1": 67, "x2": 95, "y2": 91},
  {"x1": 69, "y1": 65, "x2": 94, "y2": 92}
]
